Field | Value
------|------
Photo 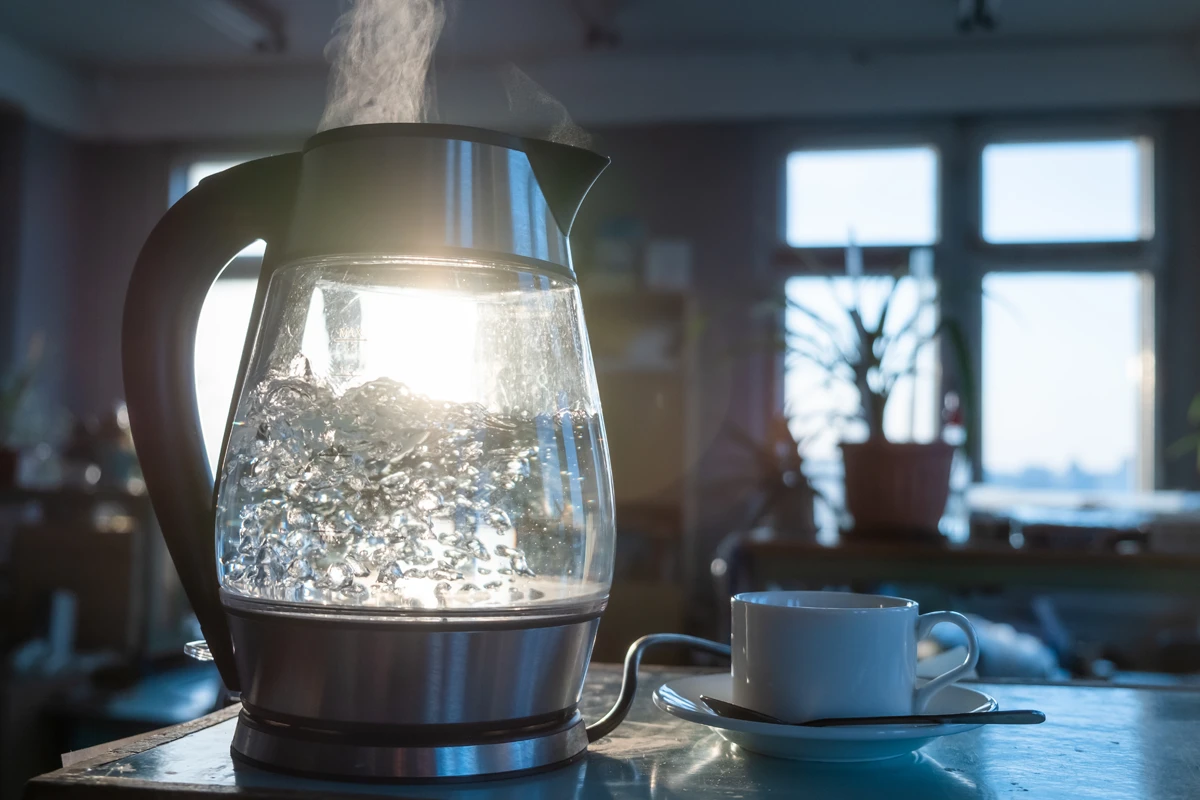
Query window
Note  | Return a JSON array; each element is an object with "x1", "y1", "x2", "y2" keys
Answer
[
  {"x1": 982, "y1": 139, "x2": 1153, "y2": 244},
  {"x1": 979, "y1": 136, "x2": 1156, "y2": 492},
  {"x1": 781, "y1": 145, "x2": 942, "y2": 534},
  {"x1": 785, "y1": 147, "x2": 939, "y2": 247},
  {"x1": 982, "y1": 273, "x2": 1151, "y2": 491},
  {"x1": 180, "y1": 158, "x2": 268, "y2": 469},
  {"x1": 195, "y1": 278, "x2": 258, "y2": 468}
]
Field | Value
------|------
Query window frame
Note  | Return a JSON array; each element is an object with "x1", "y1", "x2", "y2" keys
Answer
[
  {"x1": 967, "y1": 116, "x2": 1163, "y2": 491},
  {"x1": 769, "y1": 113, "x2": 1165, "y2": 489}
]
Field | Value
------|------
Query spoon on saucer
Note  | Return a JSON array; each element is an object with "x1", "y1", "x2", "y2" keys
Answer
[{"x1": 699, "y1": 695, "x2": 1045, "y2": 727}]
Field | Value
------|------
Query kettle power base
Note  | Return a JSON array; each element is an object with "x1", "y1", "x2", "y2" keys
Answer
[{"x1": 230, "y1": 708, "x2": 589, "y2": 782}]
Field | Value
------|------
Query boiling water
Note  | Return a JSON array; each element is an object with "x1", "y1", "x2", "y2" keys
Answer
[{"x1": 216, "y1": 358, "x2": 609, "y2": 610}]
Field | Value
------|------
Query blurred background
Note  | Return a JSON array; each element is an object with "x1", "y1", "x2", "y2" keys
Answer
[{"x1": 2, "y1": 0, "x2": 1200, "y2": 793}]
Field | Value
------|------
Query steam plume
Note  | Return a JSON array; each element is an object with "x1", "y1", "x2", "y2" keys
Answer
[
  {"x1": 317, "y1": 0, "x2": 446, "y2": 132},
  {"x1": 504, "y1": 66, "x2": 592, "y2": 149}
]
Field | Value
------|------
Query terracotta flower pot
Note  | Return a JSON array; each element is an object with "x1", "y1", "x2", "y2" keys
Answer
[{"x1": 840, "y1": 441, "x2": 955, "y2": 535}]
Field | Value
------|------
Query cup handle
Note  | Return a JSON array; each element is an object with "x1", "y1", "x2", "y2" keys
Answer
[{"x1": 912, "y1": 611, "x2": 980, "y2": 713}]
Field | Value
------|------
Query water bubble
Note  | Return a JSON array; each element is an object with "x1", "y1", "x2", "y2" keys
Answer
[
  {"x1": 290, "y1": 582, "x2": 321, "y2": 603},
  {"x1": 401, "y1": 523, "x2": 428, "y2": 539},
  {"x1": 218, "y1": 375, "x2": 604, "y2": 609},
  {"x1": 316, "y1": 563, "x2": 354, "y2": 590},
  {"x1": 439, "y1": 549, "x2": 471, "y2": 569},
  {"x1": 376, "y1": 561, "x2": 405, "y2": 585},
  {"x1": 416, "y1": 491, "x2": 443, "y2": 512},
  {"x1": 343, "y1": 555, "x2": 370, "y2": 577},
  {"x1": 368, "y1": 547, "x2": 396, "y2": 568},
  {"x1": 486, "y1": 509, "x2": 512, "y2": 531},
  {"x1": 312, "y1": 488, "x2": 344, "y2": 514}
]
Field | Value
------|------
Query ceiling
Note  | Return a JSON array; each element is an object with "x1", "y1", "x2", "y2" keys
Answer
[
  {"x1": 0, "y1": 0, "x2": 1197, "y2": 70},
  {"x1": 1, "y1": 1, "x2": 1198, "y2": 140}
]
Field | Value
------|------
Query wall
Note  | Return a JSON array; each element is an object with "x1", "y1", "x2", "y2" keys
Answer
[
  {"x1": 1160, "y1": 109, "x2": 1200, "y2": 490},
  {"x1": 0, "y1": 109, "x2": 23, "y2": 369},
  {"x1": 576, "y1": 123, "x2": 774, "y2": 457},
  {"x1": 0, "y1": 114, "x2": 174, "y2": 421},
  {"x1": 573, "y1": 124, "x2": 775, "y2": 597},
  {"x1": 69, "y1": 142, "x2": 173, "y2": 417},
  {"x1": 0, "y1": 114, "x2": 82, "y2": 418},
  {"x1": 15, "y1": 123, "x2": 79, "y2": 408}
]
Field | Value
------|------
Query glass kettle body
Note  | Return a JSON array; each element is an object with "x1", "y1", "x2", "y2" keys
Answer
[
  {"x1": 122, "y1": 125, "x2": 619, "y2": 777},
  {"x1": 217, "y1": 256, "x2": 613, "y2": 615}
]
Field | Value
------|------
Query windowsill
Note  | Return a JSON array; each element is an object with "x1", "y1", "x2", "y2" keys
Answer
[{"x1": 968, "y1": 485, "x2": 1200, "y2": 518}]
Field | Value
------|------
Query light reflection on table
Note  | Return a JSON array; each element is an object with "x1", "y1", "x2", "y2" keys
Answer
[{"x1": 44, "y1": 666, "x2": 1200, "y2": 800}]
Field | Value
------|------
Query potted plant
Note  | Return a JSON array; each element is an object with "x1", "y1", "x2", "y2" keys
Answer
[
  {"x1": 784, "y1": 265, "x2": 972, "y2": 537},
  {"x1": 719, "y1": 416, "x2": 823, "y2": 537},
  {"x1": 0, "y1": 336, "x2": 43, "y2": 487}
]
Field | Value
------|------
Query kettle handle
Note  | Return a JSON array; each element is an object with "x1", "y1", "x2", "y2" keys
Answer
[{"x1": 122, "y1": 154, "x2": 301, "y2": 690}]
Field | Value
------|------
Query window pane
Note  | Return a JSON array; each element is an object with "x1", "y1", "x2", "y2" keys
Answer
[
  {"x1": 982, "y1": 140, "x2": 1152, "y2": 243},
  {"x1": 195, "y1": 278, "x2": 258, "y2": 470},
  {"x1": 785, "y1": 147, "x2": 938, "y2": 247},
  {"x1": 784, "y1": 274, "x2": 940, "y2": 462},
  {"x1": 982, "y1": 273, "x2": 1150, "y2": 491}
]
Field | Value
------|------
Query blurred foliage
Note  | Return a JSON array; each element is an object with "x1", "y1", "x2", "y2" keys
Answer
[{"x1": 1166, "y1": 393, "x2": 1200, "y2": 473}]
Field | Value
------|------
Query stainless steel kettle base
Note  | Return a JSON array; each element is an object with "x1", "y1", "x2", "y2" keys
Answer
[{"x1": 230, "y1": 708, "x2": 589, "y2": 782}]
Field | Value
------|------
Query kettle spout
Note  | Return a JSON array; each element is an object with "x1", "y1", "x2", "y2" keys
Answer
[{"x1": 523, "y1": 138, "x2": 610, "y2": 237}]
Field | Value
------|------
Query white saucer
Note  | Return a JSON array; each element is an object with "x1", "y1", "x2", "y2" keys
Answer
[{"x1": 653, "y1": 673, "x2": 998, "y2": 763}]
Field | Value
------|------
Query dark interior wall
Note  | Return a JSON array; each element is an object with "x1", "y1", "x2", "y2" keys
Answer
[
  {"x1": 69, "y1": 142, "x2": 172, "y2": 417},
  {"x1": 0, "y1": 109, "x2": 23, "y2": 371},
  {"x1": 1160, "y1": 109, "x2": 1200, "y2": 490},
  {"x1": 15, "y1": 122, "x2": 80, "y2": 408},
  {"x1": 576, "y1": 122, "x2": 775, "y2": 464},
  {"x1": 0, "y1": 115, "x2": 171, "y2": 420},
  {"x1": 573, "y1": 125, "x2": 777, "y2": 578}
]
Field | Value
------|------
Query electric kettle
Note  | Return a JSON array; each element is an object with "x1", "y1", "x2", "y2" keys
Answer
[{"x1": 123, "y1": 123, "x2": 726, "y2": 780}]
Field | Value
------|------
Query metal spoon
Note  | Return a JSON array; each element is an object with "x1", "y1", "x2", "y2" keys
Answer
[{"x1": 699, "y1": 695, "x2": 1046, "y2": 727}]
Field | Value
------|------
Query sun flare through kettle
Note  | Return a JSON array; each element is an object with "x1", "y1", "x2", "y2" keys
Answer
[{"x1": 121, "y1": 124, "x2": 734, "y2": 781}]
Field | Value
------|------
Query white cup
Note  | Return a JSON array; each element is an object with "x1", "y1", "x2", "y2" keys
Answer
[{"x1": 731, "y1": 591, "x2": 979, "y2": 722}]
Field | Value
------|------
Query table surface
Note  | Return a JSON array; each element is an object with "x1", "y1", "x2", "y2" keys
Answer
[{"x1": 26, "y1": 665, "x2": 1200, "y2": 800}]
